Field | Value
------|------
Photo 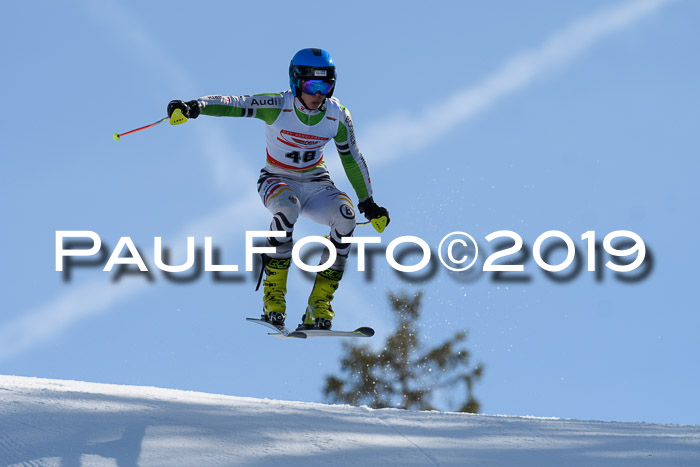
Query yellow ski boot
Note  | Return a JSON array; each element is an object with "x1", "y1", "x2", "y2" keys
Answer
[
  {"x1": 257, "y1": 256, "x2": 291, "y2": 326},
  {"x1": 299, "y1": 269, "x2": 342, "y2": 330}
]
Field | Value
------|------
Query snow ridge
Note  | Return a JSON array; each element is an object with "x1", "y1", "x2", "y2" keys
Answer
[{"x1": 1, "y1": 375, "x2": 698, "y2": 466}]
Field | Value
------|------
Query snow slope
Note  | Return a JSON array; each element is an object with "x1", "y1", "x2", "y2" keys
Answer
[{"x1": 0, "y1": 375, "x2": 698, "y2": 466}]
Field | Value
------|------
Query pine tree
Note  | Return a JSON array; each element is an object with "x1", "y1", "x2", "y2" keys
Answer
[{"x1": 323, "y1": 291, "x2": 484, "y2": 412}]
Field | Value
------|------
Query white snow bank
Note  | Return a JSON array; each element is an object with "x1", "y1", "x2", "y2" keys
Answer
[{"x1": 0, "y1": 375, "x2": 698, "y2": 466}]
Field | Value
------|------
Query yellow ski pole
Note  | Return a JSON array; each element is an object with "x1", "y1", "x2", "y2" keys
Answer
[
  {"x1": 113, "y1": 109, "x2": 188, "y2": 141},
  {"x1": 357, "y1": 216, "x2": 389, "y2": 233}
]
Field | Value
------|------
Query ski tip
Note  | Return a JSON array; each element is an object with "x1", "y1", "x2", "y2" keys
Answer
[{"x1": 354, "y1": 327, "x2": 375, "y2": 337}]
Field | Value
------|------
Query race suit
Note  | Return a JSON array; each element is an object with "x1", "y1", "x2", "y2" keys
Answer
[{"x1": 196, "y1": 91, "x2": 373, "y2": 272}]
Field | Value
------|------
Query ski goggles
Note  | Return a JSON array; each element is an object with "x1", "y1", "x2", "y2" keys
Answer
[{"x1": 300, "y1": 79, "x2": 334, "y2": 95}]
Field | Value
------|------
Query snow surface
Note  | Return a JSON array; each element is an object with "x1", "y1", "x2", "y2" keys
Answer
[{"x1": 0, "y1": 375, "x2": 698, "y2": 466}]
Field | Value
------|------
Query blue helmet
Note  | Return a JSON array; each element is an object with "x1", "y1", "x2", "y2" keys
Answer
[{"x1": 289, "y1": 48, "x2": 336, "y2": 98}]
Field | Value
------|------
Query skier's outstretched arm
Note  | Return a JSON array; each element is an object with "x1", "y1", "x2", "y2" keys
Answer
[{"x1": 166, "y1": 94, "x2": 284, "y2": 125}]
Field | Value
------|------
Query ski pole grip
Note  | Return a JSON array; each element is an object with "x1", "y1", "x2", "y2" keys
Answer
[{"x1": 370, "y1": 216, "x2": 388, "y2": 233}]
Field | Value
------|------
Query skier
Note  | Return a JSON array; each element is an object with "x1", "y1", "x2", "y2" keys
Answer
[{"x1": 167, "y1": 48, "x2": 389, "y2": 331}]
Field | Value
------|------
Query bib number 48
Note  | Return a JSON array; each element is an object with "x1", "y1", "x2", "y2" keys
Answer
[{"x1": 285, "y1": 150, "x2": 316, "y2": 164}]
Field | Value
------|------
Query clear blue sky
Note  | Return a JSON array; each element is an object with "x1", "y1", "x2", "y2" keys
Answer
[{"x1": 1, "y1": 0, "x2": 698, "y2": 425}]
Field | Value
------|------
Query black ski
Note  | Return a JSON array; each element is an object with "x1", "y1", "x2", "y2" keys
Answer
[
  {"x1": 292, "y1": 327, "x2": 375, "y2": 338},
  {"x1": 246, "y1": 318, "x2": 374, "y2": 339},
  {"x1": 246, "y1": 318, "x2": 307, "y2": 338}
]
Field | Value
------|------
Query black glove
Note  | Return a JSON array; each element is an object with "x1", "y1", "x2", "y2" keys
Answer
[
  {"x1": 167, "y1": 99, "x2": 201, "y2": 119},
  {"x1": 358, "y1": 197, "x2": 390, "y2": 226}
]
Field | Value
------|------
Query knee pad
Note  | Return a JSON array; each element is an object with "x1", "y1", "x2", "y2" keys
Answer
[
  {"x1": 266, "y1": 195, "x2": 300, "y2": 259},
  {"x1": 329, "y1": 201, "x2": 356, "y2": 260},
  {"x1": 267, "y1": 190, "x2": 301, "y2": 225},
  {"x1": 332, "y1": 198, "x2": 356, "y2": 237}
]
